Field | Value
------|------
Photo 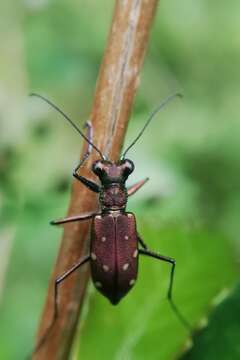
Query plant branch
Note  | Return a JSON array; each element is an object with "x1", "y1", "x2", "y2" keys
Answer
[{"x1": 33, "y1": 0, "x2": 158, "y2": 359}]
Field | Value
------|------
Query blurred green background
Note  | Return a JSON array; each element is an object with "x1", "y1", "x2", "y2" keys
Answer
[{"x1": 1, "y1": 0, "x2": 240, "y2": 359}]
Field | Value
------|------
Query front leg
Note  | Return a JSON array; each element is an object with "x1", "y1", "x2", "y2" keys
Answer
[
  {"x1": 74, "y1": 120, "x2": 93, "y2": 172},
  {"x1": 73, "y1": 173, "x2": 100, "y2": 193},
  {"x1": 73, "y1": 120, "x2": 100, "y2": 193}
]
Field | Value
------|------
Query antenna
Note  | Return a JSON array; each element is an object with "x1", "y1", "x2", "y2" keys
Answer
[
  {"x1": 122, "y1": 93, "x2": 182, "y2": 158},
  {"x1": 30, "y1": 93, "x2": 105, "y2": 160}
]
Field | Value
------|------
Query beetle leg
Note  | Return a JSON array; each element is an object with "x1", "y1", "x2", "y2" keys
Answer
[
  {"x1": 137, "y1": 235, "x2": 148, "y2": 249},
  {"x1": 50, "y1": 212, "x2": 97, "y2": 225},
  {"x1": 53, "y1": 255, "x2": 90, "y2": 319},
  {"x1": 127, "y1": 177, "x2": 149, "y2": 196},
  {"x1": 139, "y1": 248, "x2": 192, "y2": 333},
  {"x1": 73, "y1": 173, "x2": 100, "y2": 193},
  {"x1": 72, "y1": 121, "x2": 101, "y2": 193},
  {"x1": 74, "y1": 120, "x2": 93, "y2": 172},
  {"x1": 32, "y1": 255, "x2": 90, "y2": 356}
]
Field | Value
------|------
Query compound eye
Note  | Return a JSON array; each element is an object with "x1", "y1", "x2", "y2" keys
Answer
[
  {"x1": 123, "y1": 159, "x2": 134, "y2": 175},
  {"x1": 92, "y1": 160, "x2": 104, "y2": 175}
]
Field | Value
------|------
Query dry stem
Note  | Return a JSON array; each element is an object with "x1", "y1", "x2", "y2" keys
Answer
[{"x1": 33, "y1": 0, "x2": 158, "y2": 358}]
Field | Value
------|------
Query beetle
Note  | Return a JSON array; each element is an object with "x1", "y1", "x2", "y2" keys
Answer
[{"x1": 31, "y1": 93, "x2": 190, "y2": 353}]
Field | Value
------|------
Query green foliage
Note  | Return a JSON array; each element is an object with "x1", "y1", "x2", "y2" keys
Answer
[
  {"x1": 181, "y1": 283, "x2": 240, "y2": 360},
  {"x1": 76, "y1": 215, "x2": 237, "y2": 360}
]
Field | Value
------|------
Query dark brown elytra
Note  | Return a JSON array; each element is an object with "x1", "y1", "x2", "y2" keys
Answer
[{"x1": 30, "y1": 93, "x2": 191, "y2": 355}]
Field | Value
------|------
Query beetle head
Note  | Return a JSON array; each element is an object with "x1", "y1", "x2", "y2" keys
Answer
[{"x1": 92, "y1": 159, "x2": 134, "y2": 185}]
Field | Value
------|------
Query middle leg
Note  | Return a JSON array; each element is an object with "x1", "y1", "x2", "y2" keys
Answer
[
  {"x1": 50, "y1": 212, "x2": 97, "y2": 225},
  {"x1": 127, "y1": 177, "x2": 149, "y2": 196}
]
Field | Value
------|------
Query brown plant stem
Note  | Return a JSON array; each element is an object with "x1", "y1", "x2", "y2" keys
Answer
[{"x1": 33, "y1": 0, "x2": 158, "y2": 359}]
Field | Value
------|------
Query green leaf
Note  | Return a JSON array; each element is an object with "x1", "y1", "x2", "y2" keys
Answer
[
  {"x1": 181, "y1": 283, "x2": 240, "y2": 360},
  {"x1": 75, "y1": 220, "x2": 237, "y2": 360}
]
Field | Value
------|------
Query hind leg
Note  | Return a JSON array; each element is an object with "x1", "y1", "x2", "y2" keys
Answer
[
  {"x1": 32, "y1": 255, "x2": 90, "y2": 356},
  {"x1": 139, "y1": 248, "x2": 192, "y2": 332}
]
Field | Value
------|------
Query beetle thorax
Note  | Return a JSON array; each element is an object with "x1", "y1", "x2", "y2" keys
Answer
[{"x1": 100, "y1": 184, "x2": 127, "y2": 211}]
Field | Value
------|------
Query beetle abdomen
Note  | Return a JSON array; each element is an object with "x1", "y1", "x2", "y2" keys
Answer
[{"x1": 90, "y1": 213, "x2": 138, "y2": 304}]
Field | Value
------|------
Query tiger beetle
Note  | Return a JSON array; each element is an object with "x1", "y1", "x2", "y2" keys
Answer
[{"x1": 30, "y1": 93, "x2": 191, "y2": 354}]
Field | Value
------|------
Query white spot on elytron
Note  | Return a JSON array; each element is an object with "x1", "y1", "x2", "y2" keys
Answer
[
  {"x1": 123, "y1": 263, "x2": 129, "y2": 271},
  {"x1": 91, "y1": 253, "x2": 97, "y2": 260},
  {"x1": 96, "y1": 215, "x2": 101, "y2": 220},
  {"x1": 95, "y1": 281, "x2": 102, "y2": 288},
  {"x1": 129, "y1": 279, "x2": 135, "y2": 286},
  {"x1": 133, "y1": 249, "x2": 138, "y2": 258},
  {"x1": 124, "y1": 235, "x2": 129, "y2": 240},
  {"x1": 127, "y1": 213, "x2": 132, "y2": 218},
  {"x1": 101, "y1": 236, "x2": 106, "y2": 242},
  {"x1": 103, "y1": 265, "x2": 109, "y2": 272}
]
